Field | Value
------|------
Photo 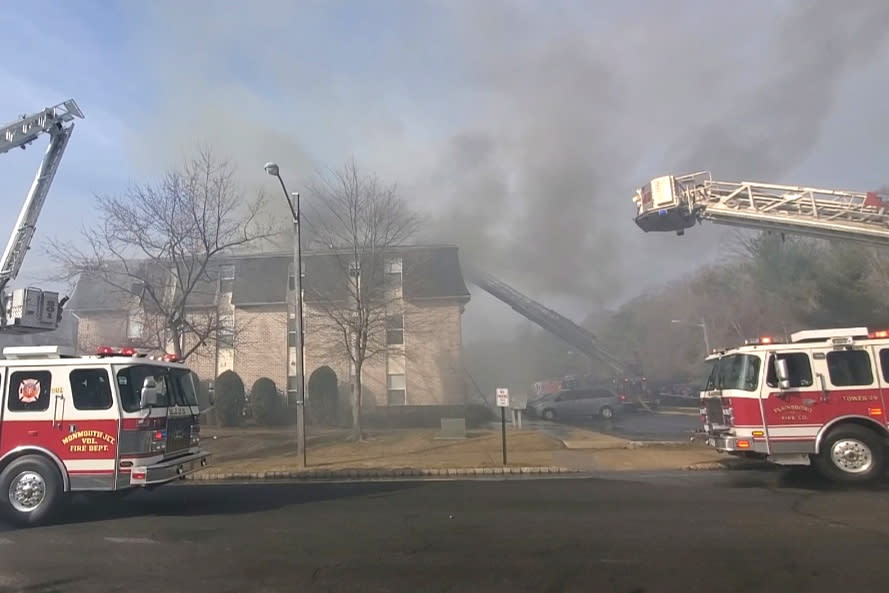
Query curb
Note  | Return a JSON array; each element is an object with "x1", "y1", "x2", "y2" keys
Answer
[
  {"x1": 561, "y1": 439, "x2": 701, "y2": 450},
  {"x1": 625, "y1": 440, "x2": 700, "y2": 449},
  {"x1": 188, "y1": 466, "x2": 581, "y2": 481},
  {"x1": 685, "y1": 459, "x2": 775, "y2": 471}
]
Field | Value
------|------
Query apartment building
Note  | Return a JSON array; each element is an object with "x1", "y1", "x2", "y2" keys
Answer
[{"x1": 67, "y1": 245, "x2": 471, "y2": 416}]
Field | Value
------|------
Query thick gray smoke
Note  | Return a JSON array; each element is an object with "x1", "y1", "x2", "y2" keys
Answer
[
  {"x1": 410, "y1": 0, "x2": 889, "y2": 305},
  {"x1": 124, "y1": 0, "x2": 889, "y2": 309}
]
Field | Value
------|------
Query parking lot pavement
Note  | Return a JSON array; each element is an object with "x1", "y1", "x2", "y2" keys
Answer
[
  {"x1": 525, "y1": 408, "x2": 701, "y2": 442},
  {"x1": 611, "y1": 408, "x2": 701, "y2": 440}
]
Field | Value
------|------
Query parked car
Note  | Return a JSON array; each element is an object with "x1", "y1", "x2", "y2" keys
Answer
[{"x1": 527, "y1": 387, "x2": 620, "y2": 422}]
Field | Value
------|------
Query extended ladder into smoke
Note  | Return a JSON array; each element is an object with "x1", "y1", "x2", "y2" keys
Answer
[
  {"x1": 0, "y1": 99, "x2": 84, "y2": 333},
  {"x1": 632, "y1": 171, "x2": 889, "y2": 245},
  {"x1": 464, "y1": 267, "x2": 627, "y2": 374},
  {"x1": 465, "y1": 268, "x2": 653, "y2": 409}
]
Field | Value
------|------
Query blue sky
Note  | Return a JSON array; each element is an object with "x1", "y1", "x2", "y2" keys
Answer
[{"x1": 1, "y1": 1, "x2": 888, "y2": 339}]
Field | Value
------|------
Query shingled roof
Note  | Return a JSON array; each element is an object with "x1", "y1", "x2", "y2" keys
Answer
[{"x1": 68, "y1": 244, "x2": 471, "y2": 312}]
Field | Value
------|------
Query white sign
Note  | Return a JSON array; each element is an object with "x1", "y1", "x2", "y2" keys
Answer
[{"x1": 496, "y1": 387, "x2": 510, "y2": 407}]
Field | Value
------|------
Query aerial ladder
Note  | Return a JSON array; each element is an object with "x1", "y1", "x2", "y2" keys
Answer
[
  {"x1": 464, "y1": 266, "x2": 652, "y2": 408},
  {"x1": 0, "y1": 99, "x2": 84, "y2": 333},
  {"x1": 632, "y1": 171, "x2": 889, "y2": 245}
]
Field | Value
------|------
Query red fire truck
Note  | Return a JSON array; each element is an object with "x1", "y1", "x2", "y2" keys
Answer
[
  {"x1": 631, "y1": 171, "x2": 889, "y2": 483},
  {"x1": 0, "y1": 100, "x2": 208, "y2": 525},
  {"x1": 697, "y1": 327, "x2": 889, "y2": 483},
  {"x1": 0, "y1": 345, "x2": 210, "y2": 525}
]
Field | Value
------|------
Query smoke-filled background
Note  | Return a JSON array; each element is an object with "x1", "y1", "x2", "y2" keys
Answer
[{"x1": 2, "y1": 0, "x2": 889, "y2": 341}]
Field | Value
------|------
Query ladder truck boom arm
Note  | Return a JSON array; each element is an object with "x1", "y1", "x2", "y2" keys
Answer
[
  {"x1": 632, "y1": 171, "x2": 889, "y2": 246},
  {"x1": 463, "y1": 266, "x2": 629, "y2": 374},
  {"x1": 0, "y1": 100, "x2": 84, "y2": 333}
]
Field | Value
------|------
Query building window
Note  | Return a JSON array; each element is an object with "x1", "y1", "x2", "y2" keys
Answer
[
  {"x1": 387, "y1": 373, "x2": 406, "y2": 406},
  {"x1": 218, "y1": 313, "x2": 235, "y2": 347},
  {"x1": 385, "y1": 257, "x2": 402, "y2": 275},
  {"x1": 386, "y1": 314, "x2": 404, "y2": 345},
  {"x1": 130, "y1": 281, "x2": 146, "y2": 298},
  {"x1": 127, "y1": 309, "x2": 144, "y2": 339},
  {"x1": 385, "y1": 257, "x2": 403, "y2": 300},
  {"x1": 219, "y1": 264, "x2": 235, "y2": 293}
]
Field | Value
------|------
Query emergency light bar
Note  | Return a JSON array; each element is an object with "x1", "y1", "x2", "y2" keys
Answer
[
  {"x1": 743, "y1": 336, "x2": 777, "y2": 346},
  {"x1": 95, "y1": 345, "x2": 181, "y2": 362}
]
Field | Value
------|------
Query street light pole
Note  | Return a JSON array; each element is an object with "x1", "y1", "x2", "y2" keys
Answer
[
  {"x1": 699, "y1": 319, "x2": 711, "y2": 354},
  {"x1": 264, "y1": 162, "x2": 306, "y2": 467},
  {"x1": 671, "y1": 318, "x2": 710, "y2": 356}
]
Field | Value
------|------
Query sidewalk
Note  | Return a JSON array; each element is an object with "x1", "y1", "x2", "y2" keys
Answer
[{"x1": 193, "y1": 424, "x2": 725, "y2": 480}]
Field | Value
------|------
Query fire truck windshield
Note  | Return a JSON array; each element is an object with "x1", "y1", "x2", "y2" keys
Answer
[
  {"x1": 115, "y1": 364, "x2": 199, "y2": 412},
  {"x1": 705, "y1": 353, "x2": 761, "y2": 392}
]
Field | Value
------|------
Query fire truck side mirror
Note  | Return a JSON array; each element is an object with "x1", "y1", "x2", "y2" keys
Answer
[
  {"x1": 774, "y1": 358, "x2": 791, "y2": 390},
  {"x1": 140, "y1": 377, "x2": 159, "y2": 408}
]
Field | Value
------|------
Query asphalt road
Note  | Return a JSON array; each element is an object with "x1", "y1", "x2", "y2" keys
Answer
[{"x1": 3, "y1": 469, "x2": 889, "y2": 592}]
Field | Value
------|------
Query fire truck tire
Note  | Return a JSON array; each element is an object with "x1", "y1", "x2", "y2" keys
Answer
[
  {"x1": 813, "y1": 425, "x2": 887, "y2": 484},
  {"x1": 0, "y1": 455, "x2": 65, "y2": 527},
  {"x1": 542, "y1": 409, "x2": 557, "y2": 421},
  {"x1": 599, "y1": 406, "x2": 615, "y2": 419}
]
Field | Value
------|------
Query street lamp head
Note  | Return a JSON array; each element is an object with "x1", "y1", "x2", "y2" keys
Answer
[{"x1": 263, "y1": 162, "x2": 280, "y2": 177}]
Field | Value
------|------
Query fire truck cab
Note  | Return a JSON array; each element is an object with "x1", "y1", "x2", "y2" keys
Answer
[
  {"x1": 0, "y1": 345, "x2": 210, "y2": 526},
  {"x1": 699, "y1": 327, "x2": 889, "y2": 483}
]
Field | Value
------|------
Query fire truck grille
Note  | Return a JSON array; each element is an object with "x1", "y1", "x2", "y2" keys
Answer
[
  {"x1": 704, "y1": 398, "x2": 725, "y2": 424},
  {"x1": 165, "y1": 416, "x2": 192, "y2": 455}
]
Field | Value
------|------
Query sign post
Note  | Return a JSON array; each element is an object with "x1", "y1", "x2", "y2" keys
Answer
[{"x1": 496, "y1": 387, "x2": 509, "y2": 465}]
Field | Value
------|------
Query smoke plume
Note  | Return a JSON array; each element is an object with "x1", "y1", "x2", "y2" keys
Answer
[{"x1": 124, "y1": 0, "x2": 889, "y2": 308}]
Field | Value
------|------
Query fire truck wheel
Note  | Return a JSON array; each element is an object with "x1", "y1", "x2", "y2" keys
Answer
[
  {"x1": 0, "y1": 455, "x2": 64, "y2": 527},
  {"x1": 542, "y1": 409, "x2": 556, "y2": 421},
  {"x1": 814, "y1": 425, "x2": 887, "y2": 484},
  {"x1": 599, "y1": 406, "x2": 615, "y2": 419}
]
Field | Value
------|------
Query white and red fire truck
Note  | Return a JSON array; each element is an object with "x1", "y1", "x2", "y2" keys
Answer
[
  {"x1": 0, "y1": 344, "x2": 210, "y2": 525},
  {"x1": 0, "y1": 100, "x2": 210, "y2": 525},
  {"x1": 697, "y1": 328, "x2": 889, "y2": 483},
  {"x1": 631, "y1": 172, "x2": 889, "y2": 482}
]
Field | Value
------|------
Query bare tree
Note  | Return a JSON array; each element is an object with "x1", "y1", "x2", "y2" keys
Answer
[
  {"x1": 49, "y1": 149, "x2": 272, "y2": 359},
  {"x1": 304, "y1": 158, "x2": 419, "y2": 441}
]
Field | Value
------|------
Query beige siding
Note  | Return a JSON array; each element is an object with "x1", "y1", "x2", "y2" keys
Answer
[
  {"x1": 402, "y1": 301, "x2": 466, "y2": 406},
  {"x1": 74, "y1": 299, "x2": 467, "y2": 408},
  {"x1": 75, "y1": 312, "x2": 128, "y2": 354},
  {"x1": 302, "y1": 305, "x2": 351, "y2": 408},
  {"x1": 234, "y1": 304, "x2": 288, "y2": 393}
]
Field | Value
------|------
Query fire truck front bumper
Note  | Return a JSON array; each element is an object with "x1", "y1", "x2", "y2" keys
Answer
[
  {"x1": 701, "y1": 431, "x2": 768, "y2": 455},
  {"x1": 130, "y1": 450, "x2": 211, "y2": 486}
]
